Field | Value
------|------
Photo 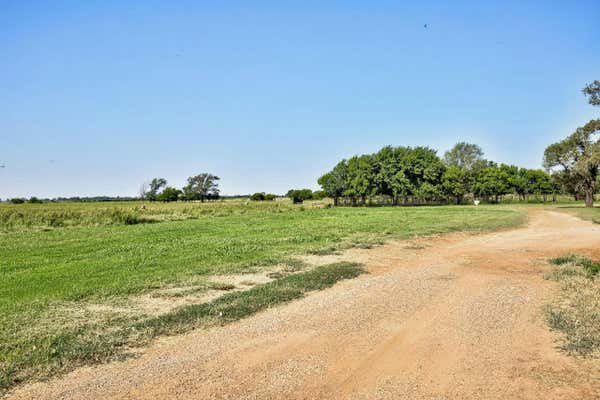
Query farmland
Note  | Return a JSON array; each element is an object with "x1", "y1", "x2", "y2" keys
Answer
[{"x1": 0, "y1": 200, "x2": 525, "y2": 392}]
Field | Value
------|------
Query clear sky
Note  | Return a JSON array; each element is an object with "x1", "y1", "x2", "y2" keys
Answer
[{"x1": 1, "y1": 1, "x2": 599, "y2": 198}]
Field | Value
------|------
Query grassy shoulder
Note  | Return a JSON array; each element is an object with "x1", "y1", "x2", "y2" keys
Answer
[
  {"x1": 550, "y1": 204, "x2": 600, "y2": 224},
  {"x1": 0, "y1": 262, "x2": 363, "y2": 392},
  {"x1": 544, "y1": 254, "x2": 600, "y2": 356},
  {"x1": 0, "y1": 204, "x2": 525, "y2": 392}
]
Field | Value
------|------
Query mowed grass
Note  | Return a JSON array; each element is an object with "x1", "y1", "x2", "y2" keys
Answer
[{"x1": 0, "y1": 201, "x2": 525, "y2": 391}]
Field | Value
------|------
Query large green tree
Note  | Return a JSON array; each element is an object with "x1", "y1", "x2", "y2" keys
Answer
[
  {"x1": 318, "y1": 160, "x2": 348, "y2": 206},
  {"x1": 443, "y1": 142, "x2": 484, "y2": 170},
  {"x1": 544, "y1": 119, "x2": 600, "y2": 207},
  {"x1": 183, "y1": 173, "x2": 220, "y2": 202},
  {"x1": 141, "y1": 178, "x2": 167, "y2": 201},
  {"x1": 442, "y1": 166, "x2": 469, "y2": 204},
  {"x1": 157, "y1": 187, "x2": 182, "y2": 202},
  {"x1": 345, "y1": 155, "x2": 376, "y2": 205},
  {"x1": 473, "y1": 164, "x2": 510, "y2": 203}
]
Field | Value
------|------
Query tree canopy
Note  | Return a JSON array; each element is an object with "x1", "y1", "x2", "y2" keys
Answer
[
  {"x1": 318, "y1": 144, "x2": 557, "y2": 206},
  {"x1": 183, "y1": 173, "x2": 220, "y2": 202},
  {"x1": 544, "y1": 119, "x2": 600, "y2": 207},
  {"x1": 583, "y1": 80, "x2": 600, "y2": 106},
  {"x1": 443, "y1": 142, "x2": 484, "y2": 170}
]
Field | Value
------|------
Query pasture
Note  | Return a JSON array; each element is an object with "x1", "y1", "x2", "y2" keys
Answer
[{"x1": 0, "y1": 200, "x2": 525, "y2": 391}]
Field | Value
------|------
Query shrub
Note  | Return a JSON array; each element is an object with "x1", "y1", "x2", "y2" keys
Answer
[
  {"x1": 250, "y1": 192, "x2": 266, "y2": 201},
  {"x1": 312, "y1": 190, "x2": 328, "y2": 200},
  {"x1": 9, "y1": 198, "x2": 25, "y2": 204},
  {"x1": 28, "y1": 197, "x2": 43, "y2": 204},
  {"x1": 156, "y1": 187, "x2": 182, "y2": 202},
  {"x1": 287, "y1": 189, "x2": 313, "y2": 204},
  {"x1": 250, "y1": 193, "x2": 277, "y2": 201}
]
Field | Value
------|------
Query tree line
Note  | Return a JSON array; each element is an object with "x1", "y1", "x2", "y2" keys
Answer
[
  {"x1": 318, "y1": 81, "x2": 599, "y2": 207},
  {"x1": 317, "y1": 143, "x2": 558, "y2": 206}
]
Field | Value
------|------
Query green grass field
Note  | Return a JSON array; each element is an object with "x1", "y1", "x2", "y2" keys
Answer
[{"x1": 0, "y1": 201, "x2": 525, "y2": 392}]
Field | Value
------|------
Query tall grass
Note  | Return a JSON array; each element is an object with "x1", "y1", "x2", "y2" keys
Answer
[{"x1": 0, "y1": 200, "x2": 310, "y2": 231}]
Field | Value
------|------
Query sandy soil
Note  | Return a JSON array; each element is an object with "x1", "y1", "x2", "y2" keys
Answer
[{"x1": 6, "y1": 209, "x2": 600, "y2": 400}]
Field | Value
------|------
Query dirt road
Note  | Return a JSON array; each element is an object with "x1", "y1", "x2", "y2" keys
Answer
[{"x1": 7, "y1": 209, "x2": 600, "y2": 399}]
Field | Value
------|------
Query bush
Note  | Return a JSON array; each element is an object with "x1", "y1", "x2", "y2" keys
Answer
[
  {"x1": 312, "y1": 190, "x2": 328, "y2": 200},
  {"x1": 250, "y1": 193, "x2": 277, "y2": 201},
  {"x1": 287, "y1": 189, "x2": 313, "y2": 204},
  {"x1": 28, "y1": 197, "x2": 43, "y2": 204},
  {"x1": 9, "y1": 198, "x2": 25, "y2": 204},
  {"x1": 156, "y1": 187, "x2": 182, "y2": 202}
]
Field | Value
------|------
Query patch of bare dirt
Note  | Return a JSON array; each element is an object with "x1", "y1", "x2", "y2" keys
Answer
[{"x1": 6, "y1": 209, "x2": 600, "y2": 400}]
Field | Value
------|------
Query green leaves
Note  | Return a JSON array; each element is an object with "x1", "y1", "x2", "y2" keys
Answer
[{"x1": 544, "y1": 119, "x2": 600, "y2": 206}]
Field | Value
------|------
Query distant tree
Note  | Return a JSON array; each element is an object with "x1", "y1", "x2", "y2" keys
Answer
[
  {"x1": 250, "y1": 192, "x2": 266, "y2": 201},
  {"x1": 28, "y1": 197, "x2": 43, "y2": 204},
  {"x1": 504, "y1": 165, "x2": 529, "y2": 200},
  {"x1": 312, "y1": 190, "x2": 328, "y2": 200},
  {"x1": 550, "y1": 170, "x2": 584, "y2": 200},
  {"x1": 444, "y1": 142, "x2": 484, "y2": 170},
  {"x1": 406, "y1": 147, "x2": 445, "y2": 202},
  {"x1": 138, "y1": 182, "x2": 149, "y2": 200},
  {"x1": 318, "y1": 160, "x2": 348, "y2": 206},
  {"x1": 183, "y1": 173, "x2": 220, "y2": 202},
  {"x1": 264, "y1": 193, "x2": 277, "y2": 201},
  {"x1": 9, "y1": 198, "x2": 25, "y2": 204},
  {"x1": 287, "y1": 189, "x2": 313, "y2": 204},
  {"x1": 147, "y1": 178, "x2": 167, "y2": 201},
  {"x1": 473, "y1": 165, "x2": 510, "y2": 203},
  {"x1": 442, "y1": 166, "x2": 470, "y2": 204},
  {"x1": 526, "y1": 169, "x2": 555, "y2": 201},
  {"x1": 345, "y1": 155, "x2": 376, "y2": 205},
  {"x1": 583, "y1": 80, "x2": 600, "y2": 106},
  {"x1": 388, "y1": 170, "x2": 412, "y2": 205},
  {"x1": 157, "y1": 187, "x2": 182, "y2": 202},
  {"x1": 544, "y1": 119, "x2": 600, "y2": 207}
]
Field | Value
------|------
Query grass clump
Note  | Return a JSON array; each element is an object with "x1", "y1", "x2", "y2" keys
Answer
[
  {"x1": 550, "y1": 253, "x2": 600, "y2": 278},
  {"x1": 544, "y1": 253, "x2": 600, "y2": 356}
]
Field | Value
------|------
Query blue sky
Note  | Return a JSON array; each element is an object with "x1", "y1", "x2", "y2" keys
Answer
[{"x1": 1, "y1": 0, "x2": 599, "y2": 198}]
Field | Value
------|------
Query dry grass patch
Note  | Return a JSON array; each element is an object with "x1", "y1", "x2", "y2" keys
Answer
[{"x1": 544, "y1": 254, "x2": 600, "y2": 356}]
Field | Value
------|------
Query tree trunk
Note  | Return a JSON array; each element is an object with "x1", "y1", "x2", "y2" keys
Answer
[
  {"x1": 585, "y1": 190, "x2": 595, "y2": 208},
  {"x1": 333, "y1": 197, "x2": 339, "y2": 207},
  {"x1": 456, "y1": 196, "x2": 461, "y2": 205}
]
